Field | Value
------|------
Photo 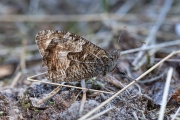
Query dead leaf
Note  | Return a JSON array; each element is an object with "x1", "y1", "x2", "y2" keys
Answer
[
  {"x1": 151, "y1": 82, "x2": 173, "y2": 105},
  {"x1": 169, "y1": 88, "x2": 180, "y2": 104}
]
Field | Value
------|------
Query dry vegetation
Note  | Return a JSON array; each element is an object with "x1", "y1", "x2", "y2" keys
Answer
[{"x1": 0, "y1": 0, "x2": 180, "y2": 120}]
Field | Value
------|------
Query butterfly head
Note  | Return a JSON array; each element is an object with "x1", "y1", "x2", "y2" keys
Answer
[{"x1": 108, "y1": 50, "x2": 120, "y2": 71}]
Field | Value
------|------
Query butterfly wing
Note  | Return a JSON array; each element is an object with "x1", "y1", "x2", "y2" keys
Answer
[{"x1": 36, "y1": 30, "x2": 109, "y2": 82}]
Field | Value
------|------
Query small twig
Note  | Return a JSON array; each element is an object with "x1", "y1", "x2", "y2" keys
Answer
[
  {"x1": 158, "y1": 67, "x2": 173, "y2": 120},
  {"x1": 27, "y1": 73, "x2": 114, "y2": 94},
  {"x1": 134, "y1": 45, "x2": 157, "y2": 70},
  {"x1": 132, "y1": 0, "x2": 174, "y2": 68},
  {"x1": 132, "y1": 111, "x2": 139, "y2": 120},
  {"x1": 121, "y1": 39, "x2": 180, "y2": 55},
  {"x1": 86, "y1": 107, "x2": 115, "y2": 120},
  {"x1": 10, "y1": 72, "x2": 22, "y2": 88},
  {"x1": 105, "y1": 74, "x2": 132, "y2": 96},
  {"x1": 105, "y1": 74, "x2": 124, "y2": 89},
  {"x1": 20, "y1": 40, "x2": 27, "y2": 71},
  {"x1": 138, "y1": 72, "x2": 165, "y2": 84},
  {"x1": 172, "y1": 107, "x2": 180, "y2": 120},
  {"x1": 38, "y1": 85, "x2": 62, "y2": 105},
  {"x1": 79, "y1": 80, "x2": 87, "y2": 116},
  {"x1": 11, "y1": 64, "x2": 21, "y2": 79},
  {"x1": 79, "y1": 50, "x2": 180, "y2": 120},
  {"x1": 129, "y1": 102, "x2": 147, "y2": 119}
]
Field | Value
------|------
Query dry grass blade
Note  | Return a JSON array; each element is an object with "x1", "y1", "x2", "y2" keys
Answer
[
  {"x1": 79, "y1": 50, "x2": 180, "y2": 120},
  {"x1": 10, "y1": 72, "x2": 22, "y2": 88},
  {"x1": 103, "y1": 0, "x2": 138, "y2": 28},
  {"x1": 20, "y1": 40, "x2": 27, "y2": 71},
  {"x1": 0, "y1": 13, "x2": 134, "y2": 22},
  {"x1": 79, "y1": 80, "x2": 87, "y2": 116},
  {"x1": 158, "y1": 67, "x2": 173, "y2": 120},
  {"x1": 172, "y1": 107, "x2": 180, "y2": 120},
  {"x1": 132, "y1": 0, "x2": 174, "y2": 68},
  {"x1": 27, "y1": 73, "x2": 114, "y2": 94},
  {"x1": 38, "y1": 85, "x2": 62, "y2": 105},
  {"x1": 105, "y1": 74, "x2": 123, "y2": 89},
  {"x1": 86, "y1": 107, "x2": 115, "y2": 120}
]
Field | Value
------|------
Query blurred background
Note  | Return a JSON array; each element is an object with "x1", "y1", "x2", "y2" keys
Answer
[
  {"x1": 0, "y1": 0, "x2": 180, "y2": 69},
  {"x1": 1, "y1": 0, "x2": 180, "y2": 80},
  {"x1": 0, "y1": 0, "x2": 180, "y2": 119},
  {"x1": 1, "y1": 0, "x2": 180, "y2": 88}
]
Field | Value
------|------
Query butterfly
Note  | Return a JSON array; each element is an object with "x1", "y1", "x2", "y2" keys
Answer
[{"x1": 35, "y1": 30, "x2": 120, "y2": 82}]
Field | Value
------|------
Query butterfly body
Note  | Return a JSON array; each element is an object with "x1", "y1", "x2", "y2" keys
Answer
[{"x1": 36, "y1": 30, "x2": 119, "y2": 82}]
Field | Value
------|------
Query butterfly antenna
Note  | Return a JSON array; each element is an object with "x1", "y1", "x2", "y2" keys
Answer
[
  {"x1": 117, "y1": 26, "x2": 126, "y2": 52},
  {"x1": 118, "y1": 26, "x2": 126, "y2": 45},
  {"x1": 117, "y1": 32, "x2": 122, "y2": 46}
]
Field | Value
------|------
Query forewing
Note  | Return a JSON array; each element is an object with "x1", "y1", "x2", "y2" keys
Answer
[
  {"x1": 36, "y1": 30, "x2": 79, "y2": 56},
  {"x1": 36, "y1": 30, "x2": 109, "y2": 82}
]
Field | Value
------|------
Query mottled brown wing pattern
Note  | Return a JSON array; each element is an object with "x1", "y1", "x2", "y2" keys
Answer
[{"x1": 35, "y1": 30, "x2": 117, "y2": 82}]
